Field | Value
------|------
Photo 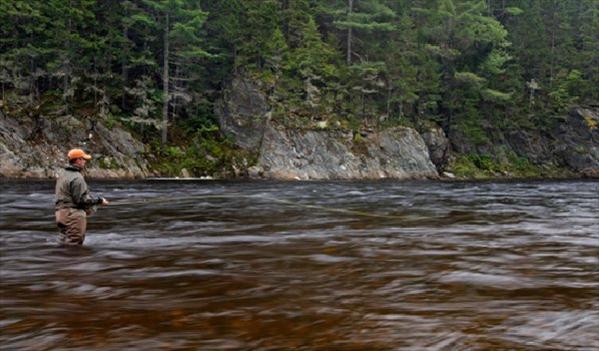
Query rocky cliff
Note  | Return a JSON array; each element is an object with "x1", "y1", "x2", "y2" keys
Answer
[
  {"x1": 217, "y1": 78, "x2": 438, "y2": 180},
  {"x1": 447, "y1": 107, "x2": 599, "y2": 178},
  {"x1": 217, "y1": 77, "x2": 598, "y2": 180},
  {"x1": 0, "y1": 109, "x2": 151, "y2": 178},
  {"x1": 251, "y1": 124, "x2": 438, "y2": 180},
  {"x1": 521, "y1": 107, "x2": 598, "y2": 177},
  {"x1": 2, "y1": 76, "x2": 597, "y2": 180}
]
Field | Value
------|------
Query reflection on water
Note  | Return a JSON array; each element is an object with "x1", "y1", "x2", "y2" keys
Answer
[{"x1": 1, "y1": 180, "x2": 598, "y2": 350}]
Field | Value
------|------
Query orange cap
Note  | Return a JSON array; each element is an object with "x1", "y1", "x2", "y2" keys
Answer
[{"x1": 67, "y1": 148, "x2": 92, "y2": 160}]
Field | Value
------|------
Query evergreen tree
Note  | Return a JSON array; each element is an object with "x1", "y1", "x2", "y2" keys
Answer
[
  {"x1": 327, "y1": 0, "x2": 396, "y2": 64},
  {"x1": 136, "y1": 0, "x2": 209, "y2": 143},
  {"x1": 234, "y1": 0, "x2": 281, "y2": 71},
  {"x1": 0, "y1": 0, "x2": 596, "y2": 153},
  {"x1": 415, "y1": 0, "x2": 512, "y2": 137}
]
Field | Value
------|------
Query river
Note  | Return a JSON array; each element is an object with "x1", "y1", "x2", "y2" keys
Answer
[{"x1": 1, "y1": 179, "x2": 598, "y2": 350}]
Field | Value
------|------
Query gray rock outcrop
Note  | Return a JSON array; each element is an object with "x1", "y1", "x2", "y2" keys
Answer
[
  {"x1": 553, "y1": 108, "x2": 599, "y2": 176},
  {"x1": 253, "y1": 125, "x2": 438, "y2": 180},
  {"x1": 0, "y1": 109, "x2": 151, "y2": 178},
  {"x1": 445, "y1": 106, "x2": 598, "y2": 178},
  {"x1": 217, "y1": 77, "x2": 439, "y2": 180},
  {"x1": 506, "y1": 107, "x2": 599, "y2": 176},
  {"x1": 421, "y1": 126, "x2": 449, "y2": 171},
  {"x1": 214, "y1": 77, "x2": 269, "y2": 150}
]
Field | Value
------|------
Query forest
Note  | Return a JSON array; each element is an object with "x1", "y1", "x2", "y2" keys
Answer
[{"x1": 1, "y1": 0, "x2": 597, "y2": 175}]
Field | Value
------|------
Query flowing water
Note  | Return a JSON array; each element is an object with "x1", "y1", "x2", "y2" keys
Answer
[{"x1": 1, "y1": 179, "x2": 598, "y2": 350}]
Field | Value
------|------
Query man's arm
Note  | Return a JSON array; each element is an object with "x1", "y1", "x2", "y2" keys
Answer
[{"x1": 70, "y1": 177, "x2": 104, "y2": 209}]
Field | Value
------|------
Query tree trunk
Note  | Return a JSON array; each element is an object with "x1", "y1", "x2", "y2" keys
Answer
[
  {"x1": 172, "y1": 64, "x2": 179, "y2": 121},
  {"x1": 346, "y1": 0, "x2": 353, "y2": 65},
  {"x1": 122, "y1": 26, "x2": 129, "y2": 109},
  {"x1": 361, "y1": 91, "x2": 365, "y2": 118},
  {"x1": 550, "y1": 3, "x2": 557, "y2": 87},
  {"x1": 64, "y1": 6, "x2": 72, "y2": 108},
  {"x1": 386, "y1": 85, "x2": 392, "y2": 117},
  {"x1": 446, "y1": 108, "x2": 453, "y2": 139},
  {"x1": 550, "y1": 26, "x2": 555, "y2": 87},
  {"x1": 162, "y1": 13, "x2": 170, "y2": 144},
  {"x1": 93, "y1": 57, "x2": 98, "y2": 106},
  {"x1": 29, "y1": 57, "x2": 36, "y2": 104}
]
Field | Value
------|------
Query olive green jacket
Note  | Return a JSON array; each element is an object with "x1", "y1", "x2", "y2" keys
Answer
[{"x1": 55, "y1": 166, "x2": 103, "y2": 210}]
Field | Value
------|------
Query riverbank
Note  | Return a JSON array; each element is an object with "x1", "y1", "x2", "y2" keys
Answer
[{"x1": 1, "y1": 105, "x2": 597, "y2": 181}]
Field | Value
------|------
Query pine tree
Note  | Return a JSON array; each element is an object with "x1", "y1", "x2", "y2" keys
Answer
[
  {"x1": 327, "y1": 0, "x2": 396, "y2": 65},
  {"x1": 0, "y1": 1, "x2": 49, "y2": 107},
  {"x1": 283, "y1": 16, "x2": 337, "y2": 118},
  {"x1": 415, "y1": 0, "x2": 512, "y2": 137},
  {"x1": 234, "y1": 0, "x2": 281, "y2": 71},
  {"x1": 137, "y1": 0, "x2": 209, "y2": 143},
  {"x1": 577, "y1": 0, "x2": 599, "y2": 102}
]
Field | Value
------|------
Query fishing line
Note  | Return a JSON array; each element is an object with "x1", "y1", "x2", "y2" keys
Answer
[{"x1": 109, "y1": 194, "x2": 404, "y2": 220}]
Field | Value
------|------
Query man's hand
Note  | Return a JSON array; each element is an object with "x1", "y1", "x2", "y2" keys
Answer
[{"x1": 101, "y1": 198, "x2": 109, "y2": 206}]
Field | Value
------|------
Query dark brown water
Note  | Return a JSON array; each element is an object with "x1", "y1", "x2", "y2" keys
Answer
[{"x1": 1, "y1": 180, "x2": 598, "y2": 350}]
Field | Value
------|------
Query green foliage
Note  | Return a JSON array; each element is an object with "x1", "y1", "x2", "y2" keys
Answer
[
  {"x1": 581, "y1": 111, "x2": 598, "y2": 130},
  {"x1": 104, "y1": 114, "x2": 119, "y2": 130},
  {"x1": 351, "y1": 131, "x2": 369, "y2": 155},
  {"x1": 548, "y1": 69, "x2": 584, "y2": 111},
  {"x1": 98, "y1": 156, "x2": 120, "y2": 170},
  {"x1": 480, "y1": 49, "x2": 512, "y2": 75},
  {"x1": 457, "y1": 114, "x2": 489, "y2": 145},
  {"x1": 1, "y1": 0, "x2": 596, "y2": 178},
  {"x1": 481, "y1": 89, "x2": 512, "y2": 103},
  {"x1": 450, "y1": 150, "x2": 569, "y2": 179},
  {"x1": 150, "y1": 127, "x2": 256, "y2": 177},
  {"x1": 454, "y1": 72, "x2": 486, "y2": 87},
  {"x1": 164, "y1": 145, "x2": 185, "y2": 158},
  {"x1": 450, "y1": 155, "x2": 488, "y2": 178},
  {"x1": 450, "y1": 154, "x2": 511, "y2": 178},
  {"x1": 505, "y1": 7, "x2": 524, "y2": 16}
]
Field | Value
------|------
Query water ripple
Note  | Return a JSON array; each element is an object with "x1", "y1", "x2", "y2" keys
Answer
[{"x1": 1, "y1": 179, "x2": 598, "y2": 350}]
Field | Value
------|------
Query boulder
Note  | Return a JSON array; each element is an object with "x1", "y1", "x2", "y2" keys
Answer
[
  {"x1": 253, "y1": 125, "x2": 438, "y2": 180},
  {"x1": 421, "y1": 126, "x2": 449, "y2": 171},
  {"x1": 215, "y1": 77, "x2": 269, "y2": 150}
]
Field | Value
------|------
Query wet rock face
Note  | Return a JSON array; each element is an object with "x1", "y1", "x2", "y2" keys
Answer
[
  {"x1": 215, "y1": 77, "x2": 269, "y2": 150},
  {"x1": 254, "y1": 125, "x2": 438, "y2": 180},
  {"x1": 506, "y1": 130, "x2": 552, "y2": 164},
  {"x1": 0, "y1": 109, "x2": 151, "y2": 179},
  {"x1": 554, "y1": 108, "x2": 599, "y2": 176},
  {"x1": 443, "y1": 106, "x2": 598, "y2": 178},
  {"x1": 421, "y1": 126, "x2": 449, "y2": 171},
  {"x1": 216, "y1": 76, "x2": 439, "y2": 180},
  {"x1": 505, "y1": 107, "x2": 598, "y2": 177}
]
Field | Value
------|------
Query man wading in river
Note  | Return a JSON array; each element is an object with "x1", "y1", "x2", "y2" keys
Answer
[{"x1": 55, "y1": 149, "x2": 109, "y2": 245}]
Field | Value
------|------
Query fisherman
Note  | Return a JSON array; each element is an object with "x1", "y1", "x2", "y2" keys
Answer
[{"x1": 55, "y1": 148, "x2": 109, "y2": 245}]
